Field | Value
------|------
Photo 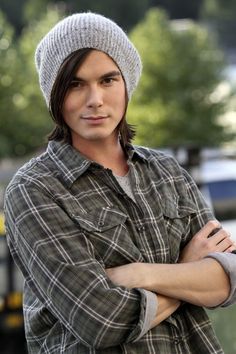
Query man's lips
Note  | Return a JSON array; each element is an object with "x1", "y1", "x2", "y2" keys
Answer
[
  {"x1": 81, "y1": 115, "x2": 108, "y2": 120},
  {"x1": 81, "y1": 115, "x2": 109, "y2": 124}
]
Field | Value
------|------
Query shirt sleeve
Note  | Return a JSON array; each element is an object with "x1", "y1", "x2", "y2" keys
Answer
[
  {"x1": 181, "y1": 167, "x2": 236, "y2": 308},
  {"x1": 181, "y1": 166, "x2": 214, "y2": 237},
  {"x1": 133, "y1": 290, "x2": 158, "y2": 342},
  {"x1": 205, "y1": 252, "x2": 236, "y2": 307},
  {"x1": 4, "y1": 182, "x2": 153, "y2": 349}
]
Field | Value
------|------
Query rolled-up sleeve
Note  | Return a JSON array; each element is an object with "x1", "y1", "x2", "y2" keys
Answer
[
  {"x1": 206, "y1": 252, "x2": 236, "y2": 307},
  {"x1": 134, "y1": 290, "x2": 158, "y2": 341},
  {"x1": 181, "y1": 168, "x2": 236, "y2": 308},
  {"x1": 4, "y1": 183, "x2": 154, "y2": 348}
]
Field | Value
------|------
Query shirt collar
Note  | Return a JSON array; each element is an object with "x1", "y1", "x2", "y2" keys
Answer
[
  {"x1": 126, "y1": 144, "x2": 150, "y2": 163},
  {"x1": 47, "y1": 140, "x2": 92, "y2": 187},
  {"x1": 47, "y1": 140, "x2": 149, "y2": 188}
]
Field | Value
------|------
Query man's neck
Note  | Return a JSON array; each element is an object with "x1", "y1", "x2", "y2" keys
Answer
[{"x1": 74, "y1": 139, "x2": 129, "y2": 176}]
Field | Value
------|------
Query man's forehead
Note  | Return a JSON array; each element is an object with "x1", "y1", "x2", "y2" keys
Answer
[
  {"x1": 73, "y1": 70, "x2": 121, "y2": 81},
  {"x1": 73, "y1": 50, "x2": 122, "y2": 80}
]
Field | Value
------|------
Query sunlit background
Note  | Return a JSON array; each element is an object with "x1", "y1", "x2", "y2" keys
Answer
[{"x1": 0, "y1": 0, "x2": 236, "y2": 353}]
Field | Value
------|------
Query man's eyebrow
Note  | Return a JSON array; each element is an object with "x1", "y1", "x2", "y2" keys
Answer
[
  {"x1": 72, "y1": 71, "x2": 121, "y2": 81},
  {"x1": 100, "y1": 71, "x2": 121, "y2": 79},
  {"x1": 71, "y1": 77, "x2": 84, "y2": 82}
]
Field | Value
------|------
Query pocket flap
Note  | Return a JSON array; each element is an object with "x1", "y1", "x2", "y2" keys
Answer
[
  {"x1": 71, "y1": 206, "x2": 127, "y2": 232},
  {"x1": 162, "y1": 196, "x2": 197, "y2": 218}
]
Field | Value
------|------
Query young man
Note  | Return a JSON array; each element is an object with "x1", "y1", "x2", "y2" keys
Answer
[{"x1": 4, "y1": 12, "x2": 236, "y2": 353}]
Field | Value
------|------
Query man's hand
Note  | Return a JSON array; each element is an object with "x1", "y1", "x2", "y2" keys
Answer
[
  {"x1": 106, "y1": 220, "x2": 235, "y2": 289},
  {"x1": 106, "y1": 220, "x2": 234, "y2": 308},
  {"x1": 106, "y1": 262, "x2": 147, "y2": 289},
  {"x1": 179, "y1": 220, "x2": 236, "y2": 263}
]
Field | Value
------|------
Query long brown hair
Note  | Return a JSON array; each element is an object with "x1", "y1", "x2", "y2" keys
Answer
[{"x1": 48, "y1": 48, "x2": 136, "y2": 147}]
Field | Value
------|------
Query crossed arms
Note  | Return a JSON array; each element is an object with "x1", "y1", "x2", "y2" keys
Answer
[
  {"x1": 5, "y1": 181, "x2": 236, "y2": 347},
  {"x1": 107, "y1": 220, "x2": 236, "y2": 327}
]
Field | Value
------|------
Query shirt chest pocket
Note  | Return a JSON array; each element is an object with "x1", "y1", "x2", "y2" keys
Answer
[
  {"x1": 71, "y1": 206, "x2": 127, "y2": 232},
  {"x1": 69, "y1": 206, "x2": 142, "y2": 266},
  {"x1": 162, "y1": 196, "x2": 197, "y2": 262}
]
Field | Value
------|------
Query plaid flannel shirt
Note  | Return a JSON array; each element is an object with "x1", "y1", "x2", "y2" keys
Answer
[{"x1": 4, "y1": 140, "x2": 235, "y2": 354}]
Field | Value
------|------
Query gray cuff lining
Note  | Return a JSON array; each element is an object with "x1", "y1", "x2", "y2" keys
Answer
[
  {"x1": 133, "y1": 289, "x2": 158, "y2": 342},
  {"x1": 206, "y1": 252, "x2": 236, "y2": 307}
]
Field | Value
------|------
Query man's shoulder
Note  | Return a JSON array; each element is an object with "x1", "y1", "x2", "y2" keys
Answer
[
  {"x1": 6, "y1": 150, "x2": 53, "y2": 191},
  {"x1": 134, "y1": 145, "x2": 178, "y2": 164},
  {"x1": 133, "y1": 145, "x2": 185, "y2": 178}
]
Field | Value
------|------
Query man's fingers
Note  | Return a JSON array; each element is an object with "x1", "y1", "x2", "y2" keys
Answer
[
  {"x1": 196, "y1": 220, "x2": 221, "y2": 239},
  {"x1": 210, "y1": 228, "x2": 231, "y2": 243},
  {"x1": 229, "y1": 242, "x2": 236, "y2": 253},
  {"x1": 214, "y1": 237, "x2": 234, "y2": 252}
]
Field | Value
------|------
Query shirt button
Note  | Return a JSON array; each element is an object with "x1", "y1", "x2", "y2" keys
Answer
[
  {"x1": 138, "y1": 225, "x2": 145, "y2": 232},
  {"x1": 98, "y1": 221, "x2": 105, "y2": 226}
]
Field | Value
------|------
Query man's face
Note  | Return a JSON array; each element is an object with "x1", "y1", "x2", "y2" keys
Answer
[{"x1": 62, "y1": 49, "x2": 126, "y2": 150}]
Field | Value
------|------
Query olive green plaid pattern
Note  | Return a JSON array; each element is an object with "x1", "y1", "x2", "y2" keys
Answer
[{"x1": 4, "y1": 140, "x2": 226, "y2": 353}]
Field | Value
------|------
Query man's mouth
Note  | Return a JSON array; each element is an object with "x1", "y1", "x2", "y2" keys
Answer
[
  {"x1": 82, "y1": 113, "x2": 108, "y2": 118},
  {"x1": 81, "y1": 115, "x2": 109, "y2": 123}
]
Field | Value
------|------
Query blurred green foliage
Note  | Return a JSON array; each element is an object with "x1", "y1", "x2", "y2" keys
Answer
[
  {"x1": 128, "y1": 8, "x2": 233, "y2": 148},
  {"x1": 208, "y1": 306, "x2": 236, "y2": 354},
  {"x1": 0, "y1": 11, "x2": 20, "y2": 157},
  {"x1": 200, "y1": 0, "x2": 236, "y2": 50},
  {"x1": 8, "y1": 0, "x2": 150, "y2": 34},
  {"x1": 0, "y1": 5, "x2": 234, "y2": 157},
  {"x1": 0, "y1": 6, "x2": 62, "y2": 158},
  {"x1": 201, "y1": 0, "x2": 236, "y2": 20}
]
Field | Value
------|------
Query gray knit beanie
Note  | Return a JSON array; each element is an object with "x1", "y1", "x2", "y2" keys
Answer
[{"x1": 35, "y1": 12, "x2": 142, "y2": 106}]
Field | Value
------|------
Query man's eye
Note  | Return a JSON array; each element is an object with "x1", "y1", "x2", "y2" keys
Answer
[
  {"x1": 102, "y1": 77, "x2": 114, "y2": 85},
  {"x1": 70, "y1": 80, "x2": 83, "y2": 88}
]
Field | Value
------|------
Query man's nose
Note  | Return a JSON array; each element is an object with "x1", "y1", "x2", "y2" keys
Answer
[{"x1": 86, "y1": 85, "x2": 103, "y2": 108}]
